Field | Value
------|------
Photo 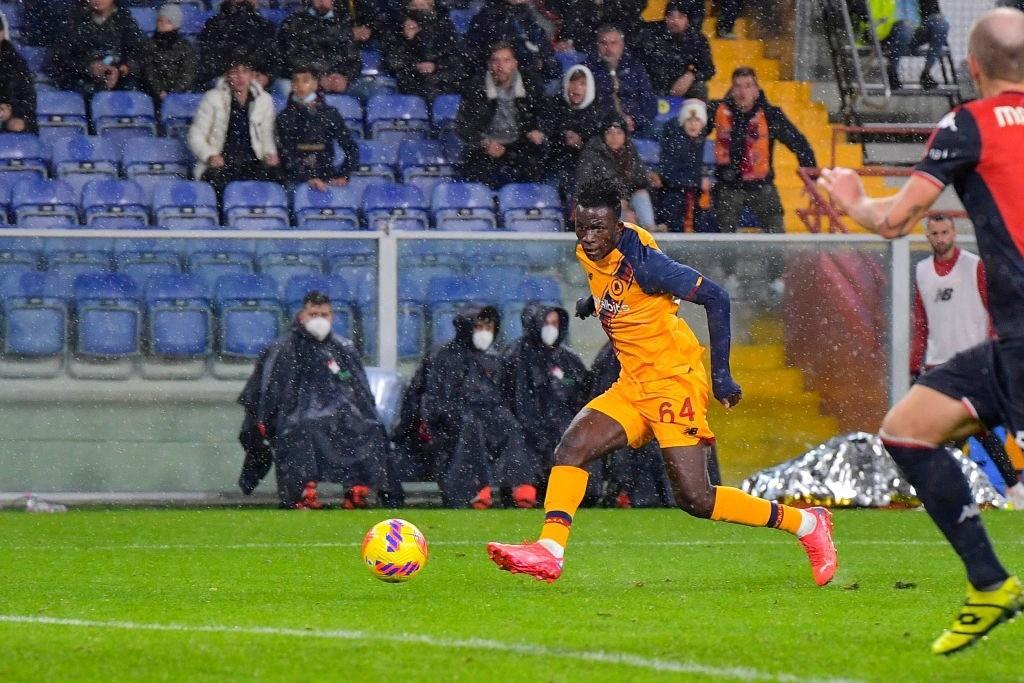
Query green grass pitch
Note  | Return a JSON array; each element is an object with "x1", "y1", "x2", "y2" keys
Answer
[{"x1": 1, "y1": 508, "x2": 1022, "y2": 682}]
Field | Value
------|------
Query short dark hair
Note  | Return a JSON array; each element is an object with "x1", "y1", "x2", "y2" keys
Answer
[
  {"x1": 303, "y1": 290, "x2": 331, "y2": 307},
  {"x1": 489, "y1": 41, "x2": 516, "y2": 59},
  {"x1": 732, "y1": 66, "x2": 758, "y2": 81},
  {"x1": 596, "y1": 24, "x2": 624, "y2": 39},
  {"x1": 927, "y1": 213, "x2": 953, "y2": 226},
  {"x1": 568, "y1": 69, "x2": 588, "y2": 83},
  {"x1": 226, "y1": 51, "x2": 254, "y2": 71},
  {"x1": 291, "y1": 65, "x2": 320, "y2": 79},
  {"x1": 576, "y1": 176, "x2": 623, "y2": 212}
]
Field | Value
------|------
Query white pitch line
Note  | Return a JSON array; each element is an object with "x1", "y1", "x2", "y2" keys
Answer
[{"x1": 0, "y1": 614, "x2": 862, "y2": 683}]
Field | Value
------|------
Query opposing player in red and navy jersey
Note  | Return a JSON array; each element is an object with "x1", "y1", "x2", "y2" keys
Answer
[{"x1": 821, "y1": 7, "x2": 1024, "y2": 655}]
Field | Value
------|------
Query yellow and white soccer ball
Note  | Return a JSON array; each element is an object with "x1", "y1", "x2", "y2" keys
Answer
[{"x1": 361, "y1": 518, "x2": 429, "y2": 583}]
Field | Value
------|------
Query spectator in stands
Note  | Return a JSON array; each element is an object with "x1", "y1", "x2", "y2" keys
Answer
[
  {"x1": 707, "y1": 67, "x2": 816, "y2": 233},
  {"x1": 657, "y1": 99, "x2": 715, "y2": 232},
  {"x1": 277, "y1": 66, "x2": 360, "y2": 191},
  {"x1": 238, "y1": 290, "x2": 390, "y2": 510},
  {"x1": 51, "y1": 0, "x2": 148, "y2": 95},
  {"x1": 349, "y1": 0, "x2": 385, "y2": 50},
  {"x1": 548, "y1": 64, "x2": 606, "y2": 194},
  {"x1": 140, "y1": 5, "x2": 198, "y2": 105},
  {"x1": 278, "y1": 0, "x2": 361, "y2": 95},
  {"x1": 196, "y1": 0, "x2": 278, "y2": 88},
  {"x1": 0, "y1": 11, "x2": 36, "y2": 133},
  {"x1": 640, "y1": 1, "x2": 714, "y2": 100},
  {"x1": 187, "y1": 54, "x2": 280, "y2": 200},
  {"x1": 382, "y1": 0, "x2": 463, "y2": 102},
  {"x1": 890, "y1": 0, "x2": 950, "y2": 90},
  {"x1": 715, "y1": 0, "x2": 745, "y2": 39},
  {"x1": 576, "y1": 114, "x2": 660, "y2": 230},
  {"x1": 550, "y1": 0, "x2": 646, "y2": 54},
  {"x1": 420, "y1": 305, "x2": 538, "y2": 509},
  {"x1": 501, "y1": 303, "x2": 601, "y2": 501},
  {"x1": 456, "y1": 43, "x2": 548, "y2": 188},
  {"x1": 465, "y1": 0, "x2": 559, "y2": 80},
  {"x1": 585, "y1": 25, "x2": 657, "y2": 135},
  {"x1": 637, "y1": 0, "x2": 705, "y2": 30}
]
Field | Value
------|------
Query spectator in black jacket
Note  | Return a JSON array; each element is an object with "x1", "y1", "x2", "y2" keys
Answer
[
  {"x1": 51, "y1": 0, "x2": 148, "y2": 95},
  {"x1": 640, "y1": 2, "x2": 714, "y2": 100},
  {"x1": 465, "y1": 0, "x2": 559, "y2": 80},
  {"x1": 549, "y1": 0, "x2": 645, "y2": 53},
  {"x1": 196, "y1": 0, "x2": 278, "y2": 88},
  {"x1": 277, "y1": 66, "x2": 360, "y2": 191},
  {"x1": 456, "y1": 43, "x2": 548, "y2": 187},
  {"x1": 0, "y1": 12, "x2": 36, "y2": 133},
  {"x1": 278, "y1": 0, "x2": 361, "y2": 95},
  {"x1": 383, "y1": 0, "x2": 463, "y2": 101},
  {"x1": 548, "y1": 64, "x2": 605, "y2": 193},
  {"x1": 140, "y1": 5, "x2": 198, "y2": 105},
  {"x1": 576, "y1": 113, "x2": 659, "y2": 229},
  {"x1": 706, "y1": 67, "x2": 816, "y2": 233},
  {"x1": 585, "y1": 25, "x2": 657, "y2": 135}
]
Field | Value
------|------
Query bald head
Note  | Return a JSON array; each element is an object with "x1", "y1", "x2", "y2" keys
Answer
[{"x1": 969, "y1": 8, "x2": 1024, "y2": 83}]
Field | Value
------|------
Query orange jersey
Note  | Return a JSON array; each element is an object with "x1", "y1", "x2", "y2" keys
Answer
[{"x1": 576, "y1": 223, "x2": 706, "y2": 385}]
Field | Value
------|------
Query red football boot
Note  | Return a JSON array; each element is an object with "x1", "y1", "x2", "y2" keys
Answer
[
  {"x1": 798, "y1": 507, "x2": 837, "y2": 586},
  {"x1": 486, "y1": 541, "x2": 563, "y2": 583},
  {"x1": 343, "y1": 484, "x2": 370, "y2": 510},
  {"x1": 302, "y1": 481, "x2": 324, "y2": 510},
  {"x1": 512, "y1": 484, "x2": 537, "y2": 508},
  {"x1": 470, "y1": 486, "x2": 493, "y2": 510}
]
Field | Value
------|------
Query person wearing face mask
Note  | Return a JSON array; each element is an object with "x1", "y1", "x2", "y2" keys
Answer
[
  {"x1": 276, "y1": 66, "x2": 360, "y2": 192},
  {"x1": 419, "y1": 305, "x2": 537, "y2": 509},
  {"x1": 500, "y1": 304, "x2": 603, "y2": 503},
  {"x1": 140, "y1": 5, "x2": 198, "y2": 105},
  {"x1": 278, "y1": 0, "x2": 361, "y2": 94},
  {"x1": 382, "y1": 0, "x2": 463, "y2": 102},
  {"x1": 237, "y1": 290, "x2": 391, "y2": 510},
  {"x1": 196, "y1": 0, "x2": 279, "y2": 88}
]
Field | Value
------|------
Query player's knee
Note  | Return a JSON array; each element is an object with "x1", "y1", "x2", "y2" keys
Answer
[
  {"x1": 552, "y1": 433, "x2": 589, "y2": 468},
  {"x1": 676, "y1": 487, "x2": 714, "y2": 519}
]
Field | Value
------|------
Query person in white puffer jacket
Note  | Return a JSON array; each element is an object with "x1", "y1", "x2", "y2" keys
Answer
[{"x1": 188, "y1": 53, "x2": 279, "y2": 199}]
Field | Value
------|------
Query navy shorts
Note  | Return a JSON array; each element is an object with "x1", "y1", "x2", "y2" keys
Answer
[{"x1": 917, "y1": 338, "x2": 1024, "y2": 444}]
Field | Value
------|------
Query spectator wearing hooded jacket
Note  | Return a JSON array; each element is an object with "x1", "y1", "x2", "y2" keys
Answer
[
  {"x1": 51, "y1": 0, "x2": 148, "y2": 95},
  {"x1": 196, "y1": 0, "x2": 279, "y2": 88},
  {"x1": 548, "y1": 64, "x2": 606, "y2": 193},
  {"x1": 187, "y1": 55, "x2": 280, "y2": 200},
  {"x1": 0, "y1": 11, "x2": 36, "y2": 133},
  {"x1": 277, "y1": 66, "x2": 360, "y2": 191},
  {"x1": 585, "y1": 25, "x2": 657, "y2": 135},
  {"x1": 382, "y1": 0, "x2": 463, "y2": 102},
  {"x1": 576, "y1": 113, "x2": 660, "y2": 230},
  {"x1": 456, "y1": 43, "x2": 548, "y2": 188},
  {"x1": 657, "y1": 98, "x2": 716, "y2": 232},
  {"x1": 278, "y1": 0, "x2": 361, "y2": 95},
  {"x1": 706, "y1": 67, "x2": 815, "y2": 233},
  {"x1": 639, "y1": 1, "x2": 714, "y2": 100},
  {"x1": 140, "y1": 5, "x2": 198, "y2": 104},
  {"x1": 464, "y1": 0, "x2": 559, "y2": 80}
]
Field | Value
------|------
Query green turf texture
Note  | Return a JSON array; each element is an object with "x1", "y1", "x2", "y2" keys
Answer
[{"x1": 1, "y1": 508, "x2": 1022, "y2": 682}]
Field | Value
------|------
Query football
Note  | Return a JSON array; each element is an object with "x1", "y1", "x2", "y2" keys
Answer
[{"x1": 361, "y1": 518, "x2": 429, "y2": 583}]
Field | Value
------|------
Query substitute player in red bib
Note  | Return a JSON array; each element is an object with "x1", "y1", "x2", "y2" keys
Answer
[
  {"x1": 486, "y1": 178, "x2": 838, "y2": 587},
  {"x1": 820, "y1": 7, "x2": 1024, "y2": 654}
]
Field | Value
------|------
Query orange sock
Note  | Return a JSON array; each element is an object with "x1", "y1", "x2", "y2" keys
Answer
[
  {"x1": 710, "y1": 486, "x2": 803, "y2": 535},
  {"x1": 538, "y1": 465, "x2": 589, "y2": 548}
]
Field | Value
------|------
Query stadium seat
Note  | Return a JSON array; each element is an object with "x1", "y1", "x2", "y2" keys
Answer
[
  {"x1": 399, "y1": 139, "x2": 454, "y2": 201},
  {"x1": 160, "y1": 93, "x2": 203, "y2": 139},
  {"x1": 633, "y1": 138, "x2": 660, "y2": 166},
  {"x1": 116, "y1": 251, "x2": 181, "y2": 283},
  {"x1": 555, "y1": 51, "x2": 586, "y2": 73},
  {"x1": 187, "y1": 250, "x2": 254, "y2": 292},
  {"x1": 152, "y1": 180, "x2": 219, "y2": 228},
  {"x1": 35, "y1": 91, "x2": 88, "y2": 135},
  {"x1": 256, "y1": 246, "x2": 324, "y2": 291},
  {"x1": 284, "y1": 273, "x2": 355, "y2": 340},
  {"x1": 348, "y1": 140, "x2": 399, "y2": 198},
  {"x1": 366, "y1": 95, "x2": 429, "y2": 143},
  {"x1": 91, "y1": 92, "x2": 158, "y2": 145},
  {"x1": 653, "y1": 97, "x2": 683, "y2": 135},
  {"x1": 50, "y1": 134, "x2": 119, "y2": 196},
  {"x1": 214, "y1": 274, "x2": 282, "y2": 360},
  {"x1": 47, "y1": 252, "x2": 111, "y2": 288},
  {"x1": 498, "y1": 183, "x2": 564, "y2": 231},
  {"x1": 503, "y1": 276, "x2": 563, "y2": 341},
  {"x1": 260, "y1": 8, "x2": 289, "y2": 26},
  {"x1": 449, "y1": 7, "x2": 476, "y2": 34},
  {"x1": 425, "y1": 275, "x2": 492, "y2": 347},
  {"x1": 72, "y1": 272, "x2": 141, "y2": 359},
  {"x1": 0, "y1": 249, "x2": 38, "y2": 279},
  {"x1": 0, "y1": 272, "x2": 69, "y2": 377},
  {"x1": 178, "y1": 7, "x2": 214, "y2": 39},
  {"x1": 324, "y1": 94, "x2": 364, "y2": 139},
  {"x1": 293, "y1": 183, "x2": 361, "y2": 230},
  {"x1": 144, "y1": 274, "x2": 212, "y2": 361},
  {"x1": 129, "y1": 7, "x2": 157, "y2": 33},
  {"x1": 81, "y1": 179, "x2": 149, "y2": 228},
  {"x1": 223, "y1": 181, "x2": 289, "y2": 229},
  {"x1": 122, "y1": 138, "x2": 189, "y2": 180},
  {"x1": 431, "y1": 94, "x2": 460, "y2": 136},
  {"x1": 12, "y1": 178, "x2": 78, "y2": 228},
  {"x1": 357, "y1": 49, "x2": 398, "y2": 93},
  {"x1": 0, "y1": 134, "x2": 47, "y2": 183},
  {"x1": 431, "y1": 182, "x2": 496, "y2": 231},
  {"x1": 362, "y1": 182, "x2": 429, "y2": 231},
  {"x1": 21, "y1": 46, "x2": 50, "y2": 86},
  {"x1": 0, "y1": 175, "x2": 15, "y2": 224}
]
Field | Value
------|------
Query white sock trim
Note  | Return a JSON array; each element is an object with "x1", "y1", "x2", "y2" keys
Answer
[
  {"x1": 795, "y1": 509, "x2": 817, "y2": 538},
  {"x1": 537, "y1": 538, "x2": 564, "y2": 559}
]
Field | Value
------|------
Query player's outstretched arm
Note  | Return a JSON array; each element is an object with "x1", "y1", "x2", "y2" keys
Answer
[{"x1": 818, "y1": 168, "x2": 942, "y2": 238}]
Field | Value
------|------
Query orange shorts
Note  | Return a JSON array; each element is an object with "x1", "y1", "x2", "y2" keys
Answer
[{"x1": 585, "y1": 368, "x2": 714, "y2": 449}]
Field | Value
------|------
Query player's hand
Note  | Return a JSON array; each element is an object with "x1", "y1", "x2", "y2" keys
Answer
[
  {"x1": 817, "y1": 167, "x2": 865, "y2": 214},
  {"x1": 713, "y1": 376, "x2": 742, "y2": 409},
  {"x1": 575, "y1": 295, "x2": 596, "y2": 319}
]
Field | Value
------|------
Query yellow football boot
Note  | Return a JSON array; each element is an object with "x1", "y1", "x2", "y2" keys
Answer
[{"x1": 932, "y1": 575, "x2": 1024, "y2": 655}]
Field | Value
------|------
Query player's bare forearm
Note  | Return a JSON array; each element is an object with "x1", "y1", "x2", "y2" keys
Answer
[{"x1": 818, "y1": 168, "x2": 941, "y2": 239}]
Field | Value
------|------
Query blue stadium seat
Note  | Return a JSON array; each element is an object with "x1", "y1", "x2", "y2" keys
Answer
[
  {"x1": 431, "y1": 94, "x2": 460, "y2": 135},
  {"x1": 293, "y1": 183, "x2": 361, "y2": 230},
  {"x1": 81, "y1": 179, "x2": 149, "y2": 228},
  {"x1": 425, "y1": 275, "x2": 493, "y2": 347},
  {"x1": 357, "y1": 49, "x2": 398, "y2": 92},
  {"x1": 498, "y1": 183, "x2": 564, "y2": 231},
  {"x1": 449, "y1": 8, "x2": 476, "y2": 34},
  {"x1": 47, "y1": 252, "x2": 111, "y2": 287},
  {"x1": 50, "y1": 134, "x2": 119, "y2": 195},
  {"x1": 556, "y1": 51, "x2": 586, "y2": 73},
  {"x1": 257, "y1": 248, "x2": 324, "y2": 292},
  {"x1": 35, "y1": 91, "x2": 88, "y2": 135},
  {"x1": 160, "y1": 93, "x2": 203, "y2": 139},
  {"x1": 260, "y1": 8, "x2": 289, "y2": 26},
  {"x1": 130, "y1": 6, "x2": 157, "y2": 33},
  {"x1": 362, "y1": 182, "x2": 429, "y2": 231},
  {"x1": 0, "y1": 134, "x2": 47, "y2": 183},
  {"x1": 179, "y1": 7, "x2": 214, "y2": 39},
  {"x1": 653, "y1": 97, "x2": 684, "y2": 135},
  {"x1": 144, "y1": 274, "x2": 212, "y2": 358},
  {"x1": 223, "y1": 181, "x2": 289, "y2": 229},
  {"x1": 0, "y1": 249, "x2": 38, "y2": 279},
  {"x1": 348, "y1": 140, "x2": 398, "y2": 198},
  {"x1": 214, "y1": 274, "x2": 282, "y2": 358},
  {"x1": 21, "y1": 46, "x2": 50, "y2": 86},
  {"x1": 324, "y1": 95, "x2": 364, "y2": 138},
  {"x1": 152, "y1": 180, "x2": 219, "y2": 228},
  {"x1": 366, "y1": 95, "x2": 429, "y2": 143},
  {"x1": 187, "y1": 250, "x2": 254, "y2": 292},
  {"x1": 122, "y1": 138, "x2": 189, "y2": 179},
  {"x1": 503, "y1": 276, "x2": 563, "y2": 340},
  {"x1": 633, "y1": 138, "x2": 660, "y2": 166},
  {"x1": 401, "y1": 241, "x2": 461, "y2": 267},
  {"x1": 0, "y1": 272, "x2": 69, "y2": 359},
  {"x1": 284, "y1": 274, "x2": 355, "y2": 340},
  {"x1": 116, "y1": 251, "x2": 181, "y2": 283},
  {"x1": 432, "y1": 182, "x2": 496, "y2": 231},
  {"x1": 12, "y1": 178, "x2": 78, "y2": 228},
  {"x1": 0, "y1": 175, "x2": 15, "y2": 224},
  {"x1": 399, "y1": 139, "x2": 454, "y2": 201},
  {"x1": 91, "y1": 92, "x2": 157, "y2": 143},
  {"x1": 73, "y1": 273, "x2": 141, "y2": 357}
]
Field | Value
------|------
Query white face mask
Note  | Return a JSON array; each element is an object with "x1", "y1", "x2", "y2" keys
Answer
[
  {"x1": 540, "y1": 324, "x2": 559, "y2": 347},
  {"x1": 472, "y1": 329, "x2": 494, "y2": 351},
  {"x1": 295, "y1": 91, "x2": 316, "y2": 104},
  {"x1": 304, "y1": 316, "x2": 331, "y2": 341}
]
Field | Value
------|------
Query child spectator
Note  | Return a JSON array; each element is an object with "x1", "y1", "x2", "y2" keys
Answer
[
  {"x1": 140, "y1": 5, "x2": 198, "y2": 105},
  {"x1": 548, "y1": 64, "x2": 605, "y2": 194},
  {"x1": 0, "y1": 11, "x2": 36, "y2": 133},
  {"x1": 657, "y1": 99, "x2": 716, "y2": 232}
]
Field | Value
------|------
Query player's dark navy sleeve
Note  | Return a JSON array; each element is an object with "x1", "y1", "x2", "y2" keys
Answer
[{"x1": 913, "y1": 109, "x2": 981, "y2": 189}]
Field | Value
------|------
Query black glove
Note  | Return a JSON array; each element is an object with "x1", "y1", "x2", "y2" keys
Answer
[{"x1": 575, "y1": 295, "x2": 596, "y2": 319}]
